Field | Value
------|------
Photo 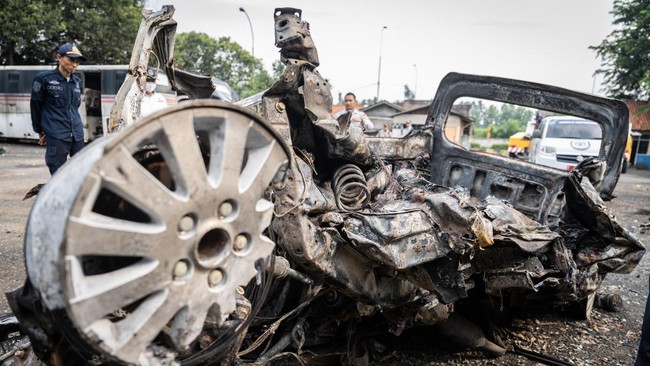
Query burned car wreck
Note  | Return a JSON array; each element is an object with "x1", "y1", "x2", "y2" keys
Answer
[{"x1": 2, "y1": 6, "x2": 645, "y2": 366}]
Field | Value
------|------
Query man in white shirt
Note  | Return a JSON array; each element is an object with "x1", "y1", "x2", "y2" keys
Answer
[
  {"x1": 377, "y1": 123, "x2": 393, "y2": 137},
  {"x1": 141, "y1": 77, "x2": 168, "y2": 117},
  {"x1": 334, "y1": 92, "x2": 374, "y2": 131},
  {"x1": 403, "y1": 120, "x2": 413, "y2": 135}
]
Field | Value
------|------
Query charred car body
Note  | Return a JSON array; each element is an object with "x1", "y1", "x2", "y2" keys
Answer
[{"x1": 1, "y1": 5, "x2": 645, "y2": 366}]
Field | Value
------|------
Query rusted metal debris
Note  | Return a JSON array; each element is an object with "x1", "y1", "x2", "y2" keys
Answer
[{"x1": 1, "y1": 6, "x2": 645, "y2": 366}]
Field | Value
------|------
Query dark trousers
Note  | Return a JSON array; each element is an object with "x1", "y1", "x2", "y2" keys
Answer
[
  {"x1": 45, "y1": 136, "x2": 85, "y2": 175},
  {"x1": 637, "y1": 277, "x2": 650, "y2": 365}
]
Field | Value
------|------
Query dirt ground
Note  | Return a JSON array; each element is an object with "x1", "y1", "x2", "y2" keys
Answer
[{"x1": 0, "y1": 141, "x2": 649, "y2": 365}]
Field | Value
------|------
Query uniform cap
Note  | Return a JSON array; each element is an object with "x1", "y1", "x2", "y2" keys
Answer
[{"x1": 57, "y1": 43, "x2": 86, "y2": 61}]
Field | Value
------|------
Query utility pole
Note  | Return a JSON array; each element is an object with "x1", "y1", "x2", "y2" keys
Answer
[
  {"x1": 413, "y1": 64, "x2": 418, "y2": 99},
  {"x1": 376, "y1": 26, "x2": 387, "y2": 101}
]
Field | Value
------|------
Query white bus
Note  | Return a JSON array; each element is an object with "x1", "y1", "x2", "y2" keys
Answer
[{"x1": 0, "y1": 65, "x2": 175, "y2": 142}]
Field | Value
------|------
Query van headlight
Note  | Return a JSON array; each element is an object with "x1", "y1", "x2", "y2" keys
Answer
[{"x1": 540, "y1": 145, "x2": 556, "y2": 155}]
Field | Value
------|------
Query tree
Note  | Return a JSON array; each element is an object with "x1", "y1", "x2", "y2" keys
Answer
[
  {"x1": 174, "y1": 32, "x2": 219, "y2": 75},
  {"x1": 61, "y1": 0, "x2": 144, "y2": 64},
  {"x1": 461, "y1": 100, "x2": 486, "y2": 125},
  {"x1": 272, "y1": 60, "x2": 285, "y2": 79},
  {"x1": 591, "y1": 0, "x2": 650, "y2": 99},
  {"x1": 459, "y1": 99, "x2": 532, "y2": 136},
  {"x1": 492, "y1": 119, "x2": 525, "y2": 138},
  {"x1": 1, "y1": 0, "x2": 66, "y2": 64},
  {"x1": 175, "y1": 32, "x2": 275, "y2": 98},
  {"x1": 403, "y1": 84, "x2": 415, "y2": 100},
  {"x1": 485, "y1": 105, "x2": 500, "y2": 125},
  {"x1": 0, "y1": 0, "x2": 144, "y2": 65}
]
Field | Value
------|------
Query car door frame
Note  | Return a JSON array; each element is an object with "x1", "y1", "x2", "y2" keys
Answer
[{"x1": 425, "y1": 72, "x2": 629, "y2": 224}]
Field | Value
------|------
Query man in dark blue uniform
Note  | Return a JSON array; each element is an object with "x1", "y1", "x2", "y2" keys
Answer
[{"x1": 30, "y1": 43, "x2": 87, "y2": 175}]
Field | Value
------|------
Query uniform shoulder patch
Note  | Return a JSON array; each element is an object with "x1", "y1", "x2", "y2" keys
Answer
[{"x1": 32, "y1": 80, "x2": 42, "y2": 93}]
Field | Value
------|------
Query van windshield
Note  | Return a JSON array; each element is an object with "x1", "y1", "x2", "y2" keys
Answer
[{"x1": 546, "y1": 120, "x2": 602, "y2": 139}]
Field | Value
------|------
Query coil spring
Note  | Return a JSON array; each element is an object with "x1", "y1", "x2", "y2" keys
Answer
[{"x1": 332, "y1": 164, "x2": 370, "y2": 211}]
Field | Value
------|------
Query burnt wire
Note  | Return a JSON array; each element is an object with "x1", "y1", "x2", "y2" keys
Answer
[
  {"x1": 345, "y1": 318, "x2": 358, "y2": 365},
  {"x1": 180, "y1": 255, "x2": 276, "y2": 365},
  {"x1": 259, "y1": 351, "x2": 309, "y2": 366},
  {"x1": 237, "y1": 291, "x2": 317, "y2": 359},
  {"x1": 237, "y1": 239, "x2": 318, "y2": 362}
]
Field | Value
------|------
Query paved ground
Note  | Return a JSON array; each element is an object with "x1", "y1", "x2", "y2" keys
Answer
[
  {"x1": 0, "y1": 140, "x2": 649, "y2": 365},
  {"x1": 0, "y1": 142, "x2": 49, "y2": 313}
]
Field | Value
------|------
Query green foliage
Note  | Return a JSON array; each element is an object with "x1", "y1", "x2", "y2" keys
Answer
[
  {"x1": 492, "y1": 119, "x2": 526, "y2": 138},
  {"x1": 499, "y1": 104, "x2": 533, "y2": 126},
  {"x1": 0, "y1": 0, "x2": 60, "y2": 64},
  {"x1": 472, "y1": 126, "x2": 488, "y2": 137},
  {"x1": 470, "y1": 142, "x2": 481, "y2": 150},
  {"x1": 175, "y1": 32, "x2": 275, "y2": 98},
  {"x1": 272, "y1": 60, "x2": 285, "y2": 79},
  {"x1": 490, "y1": 143, "x2": 509, "y2": 152},
  {"x1": 403, "y1": 84, "x2": 415, "y2": 99},
  {"x1": 0, "y1": 0, "x2": 143, "y2": 65},
  {"x1": 175, "y1": 32, "x2": 219, "y2": 75},
  {"x1": 591, "y1": 0, "x2": 650, "y2": 99},
  {"x1": 460, "y1": 100, "x2": 532, "y2": 137}
]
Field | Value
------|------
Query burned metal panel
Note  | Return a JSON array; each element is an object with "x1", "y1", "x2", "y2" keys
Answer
[
  {"x1": 274, "y1": 8, "x2": 319, "y2": 65},
  {"x1": 108, "y1": 6, "x2": 177, "y2": 132},
  {"x1": 427, "y1": 142, "x2": 568, "y2": 226},
  {"x1": 563, "y1": 171, "x2": 646, "y2": 273},
  {"x1": 108, "y1": 5, "x2": 215, "y2": 133},
  {"x1": 271, "y1": 153, "x2": 421, "y2": 308},
  {"x1": 343, "y1": 209, "x2": 451, "y2": 269},
  {"x1": 366, "y1": 131, "x2": 433, "y2": 159},
  {"x1": 440, "y1": 159, "x2": 562, "y2": 225}
]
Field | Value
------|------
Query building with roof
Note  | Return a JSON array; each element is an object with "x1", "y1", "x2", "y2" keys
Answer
[
  {"x1": 361, "y1": 101, "x2": 405, "y2": 129},
  {"x1": 625, "y1": 100, "x2": 650, "y2": 167},
  {"x1": 330, "y1": 99, "x2": 474, "y2": 145},
  {"x1": 391, "y1": 104, "x2": 473, "y2": 146}
]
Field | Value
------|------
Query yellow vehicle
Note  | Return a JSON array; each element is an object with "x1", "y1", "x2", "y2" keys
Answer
[
  {"x1": 507, "y1": 119, "x2": 538, "y2": 159},
  {"x1": 508, "y1": 131, "x2": 531, "y2": 158},
  {"x1": 622, "y1": 132, "x2": 632, "y2": 173}
]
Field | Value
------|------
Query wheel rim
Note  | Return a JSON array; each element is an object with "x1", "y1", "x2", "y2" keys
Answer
[{"x1": 26, "y1": 101, "x2": 290, "y2": 363}]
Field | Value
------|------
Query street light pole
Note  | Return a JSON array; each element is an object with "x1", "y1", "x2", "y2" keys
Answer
[
  {"x1": 376, "y1": 25, "x2": 387, "y2": 102},
  {"x1": 239, "y1": 7, "x2": 254, "y2": 57},
  {"x1": 413, "y1": 64, "x2": 418, "y2": 99}
]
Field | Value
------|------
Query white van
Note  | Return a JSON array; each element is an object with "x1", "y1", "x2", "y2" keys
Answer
[{"x1": 529, "y1": 116, "x2": 602, "y2": 171}]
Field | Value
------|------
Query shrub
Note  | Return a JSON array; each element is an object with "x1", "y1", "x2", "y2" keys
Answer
[
  {"x1": 490, "y1": 143, "x2": 508, "y2": 152},
  {"x1": 472, "y1": 127, "x2": 488, "y2": 138}
]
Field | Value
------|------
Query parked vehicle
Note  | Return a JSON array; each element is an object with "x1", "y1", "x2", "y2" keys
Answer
[
  {"x1": 1, "y1": 6, "x2": 642, "y2": 366},
  {"x1": 0, "y1": 65, "x2": 127, "y2": 142},
  {"x1": 508, "y1": 131, "x2": 531, "y2": 158},
  {"x1": 507, "y1": 119, "x2": 537, "y2": 159},
  {"x1": 0, "y1": 65, "x2": 179, "y2": 142},
  {"x1": 211, "y1": 77, "x2": 239, "y2": 103},
  {"x1": 529, "y1": 116, "x2": 603, "y2": 171},
  {"x1": 623, "y1": 128, "x2": 633, "y2": 173}
]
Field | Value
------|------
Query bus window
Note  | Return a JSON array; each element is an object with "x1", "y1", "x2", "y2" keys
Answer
[
  {"x1": 7, "y1": 72, "x2": 20, "y2": 93},
  {"x1": 102, "y1": 70, "x2": 127, "y2": 95}
]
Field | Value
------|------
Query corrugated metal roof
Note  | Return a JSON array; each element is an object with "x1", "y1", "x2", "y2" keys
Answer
[
  {"x1": 361, "y1": 101, "x2": 405, "y2": 114},
  {"x1": 391, "y1": 105, "x2": 473, "y2": 124},
  {"x1": 625, "y1": 100, "x2": 650, "y2": 132}
]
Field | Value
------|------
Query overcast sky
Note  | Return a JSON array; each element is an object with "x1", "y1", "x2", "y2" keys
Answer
[{"x1": 146, "y1": 0, "x2": 615, "y2": 104}]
